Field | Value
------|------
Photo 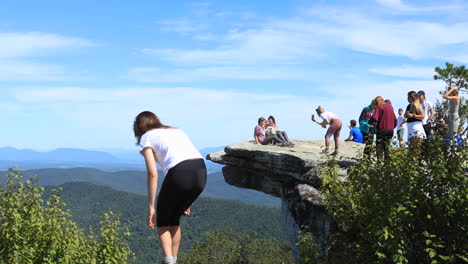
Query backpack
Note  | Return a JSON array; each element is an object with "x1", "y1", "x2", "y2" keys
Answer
[{"x1": 359, "y1": 106, "x2": 371, "y2": 134}]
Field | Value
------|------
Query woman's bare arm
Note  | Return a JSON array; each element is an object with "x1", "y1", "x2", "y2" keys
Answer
[
  {"x1": 443, "y1": 86, "x2": 458, "y2": 100},
  {"x1": 141, "y1": 147, "x2": 158, "y2": 229}
]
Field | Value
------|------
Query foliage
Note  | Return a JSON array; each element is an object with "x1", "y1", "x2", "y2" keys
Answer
[
  {"x1": 41, "y1": 181, "x2": 284, "y2": 263},
  {"x1": 297, "y1": 230, "x2": 327, "y2": 264},
  {"x1": 433, "y1": 62, "x2": 468, "y2": 130},
  {"x1": 0, "y1": 168, "x2": 133, "y2": 264},
  {"x1": 434, "y1": 62, "x2": 468, "y2": 89},
  {"x1": 321, "y1": 140, "x2": 467, "y2": 263},
  {"x1": 178, "y1": 228, "x2": 294, "y2": 264}
]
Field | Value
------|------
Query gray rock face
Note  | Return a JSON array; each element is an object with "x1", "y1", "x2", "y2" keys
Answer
[{"x1": 207, "y1": 140, "x2": 363, "y2": 261}]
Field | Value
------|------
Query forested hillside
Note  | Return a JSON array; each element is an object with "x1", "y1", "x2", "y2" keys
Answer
[
  {"x1": 43, "y1": 182, "x2": 285, "y2": 263},
  {"x1": 0, "y1": 167, "x2": 279, "y2": 207}
]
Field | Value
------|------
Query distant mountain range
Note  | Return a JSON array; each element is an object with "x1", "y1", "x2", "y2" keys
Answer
[
  {"x1": 0, "y1": 146, "x2": 279, "y2": 207},
  {"x1": 0, "y1": 167, "x2": 279, "y2": 208},
  {"x1": 0, "y1": 146, "x2": 224, "y2": 171}
]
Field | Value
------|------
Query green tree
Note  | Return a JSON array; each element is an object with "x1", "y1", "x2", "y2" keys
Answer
[
  {"x1": 178, "y1": 229, "x2": 294, "y2": 264},
  {"x1": 321, "y1": 140, "x2": 467, "y2": 263},
  {"x1": 433, "y1": 62, "x2": 468, "y2": 131},
  {"x1": 0, "y1": 168, "x2": 133, "y2": 264}
]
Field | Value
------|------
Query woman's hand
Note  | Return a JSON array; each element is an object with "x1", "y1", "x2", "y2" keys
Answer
[
  {"x1": 183, "y1": 207, "x2": 191, "y2": 216},
  {"x1": 148, "y1": 207, "x2": 156, "y2": 229}
]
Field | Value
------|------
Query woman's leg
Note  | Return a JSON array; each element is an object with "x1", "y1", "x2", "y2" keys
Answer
[
  {"x1": 375, "y1": 130, "x2": 384, "y2": 160},
  {"x1": 324, "y1": 128, "x2": 333, "y2": 151},
  {"x1": 276, "y1": 131, "x2": 286, "y2": 142},
  {"x1": 333, "y1": 120, "x2": 342, "y2": 152},
  {"x1": 158, "y1": 227, "x2": 175, "y2": 258},
  {"x1": 281, "y1": 131, "x2": 292, "y2": 144},
  {"x1": 156, "y1": 159, "x2": 206, "y2": 262},
  {"x1": 262, "y1": 134, "x2": 285, "y2": 145},
  {"x1": 170, "y1": 226, "x2": 181, "y2": 258},
  {"x1": 384, "y1": 131, "x2": 393, "y2": 160}
]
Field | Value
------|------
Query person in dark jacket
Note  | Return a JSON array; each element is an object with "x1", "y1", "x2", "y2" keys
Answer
[{"x1": 370, "y1": 96, "x2": 397, "y2": 161}]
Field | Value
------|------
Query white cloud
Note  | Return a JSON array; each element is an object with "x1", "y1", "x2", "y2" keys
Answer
[
  {"x1": 0, "y1": 32, "x2": 95, "y2": 81},
  {"x1": 0, "y1": 60, "x2": 65, "y2": 81},
  {"x1": 157, "y1": 19, "x2": 208, "y2": 35},
  {"x1": 10, "y1": 79, "x2": 448, "y2": 149},
  {"x1": 376, "y1": 0, "x2": 405, "y2": 9},
  {"x1": 0, "y1": 32, "x2": 95, "y2": 59},
  {"x1": 370, "y1": 65, "x2": 436, "y2": 78},
  {"x1": 141, "y1": 2, "x2": 468, "y2": 71},
  {"x1": 127, "y1": 66, "x2": 318, "y2": 82}
]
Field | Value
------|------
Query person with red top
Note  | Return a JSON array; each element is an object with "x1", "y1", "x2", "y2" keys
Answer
[{"x1": 370, "y1": 96, "x2": 397, "y2": 160}]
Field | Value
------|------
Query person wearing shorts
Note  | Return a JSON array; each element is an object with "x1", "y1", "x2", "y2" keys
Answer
[
  {"x1": 405, "y1": 91, "x2": 426, "y2": 147},
  {"x1": 396, "y1": 108, "x2": 406, "y2": 147},
  {"x1": 134, "y1": 111, "x2": 207, "y2": 264}
]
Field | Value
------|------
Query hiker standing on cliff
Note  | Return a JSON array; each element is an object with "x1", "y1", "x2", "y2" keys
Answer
[
  {"x1": 370, "y1": 96, "x2": 397, "y2": 160},
  {"x1": 443, "y1": 85, "x2": 460, "y2": 140},
  {"x1": 133, "y1": 111, "x2": 207, "y2": 264},
  {"x1": 417, "y1": 90, "x2": 435, "y2": 140},
  {"x1": 359, "y1": 100, "x2": 376, "y2": 156},
  {"x1": 312, "y1": 106, "x2": 342, "y2": 155},
  {"x1": 396, "y1": 108, "x2": 406, "y2": 147},
  {"x1": 405, "y1": 91, "x2": 426, "y2": 146}
]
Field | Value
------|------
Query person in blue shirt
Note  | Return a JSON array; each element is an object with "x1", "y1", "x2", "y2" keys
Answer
[{"x1": 345, "y1": 120, "x2": 364, "y2": 143}]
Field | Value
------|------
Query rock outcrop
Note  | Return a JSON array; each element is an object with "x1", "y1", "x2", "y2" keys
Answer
[{"x1": 207, "y1": 140, "x2": 363, "y2": 260}]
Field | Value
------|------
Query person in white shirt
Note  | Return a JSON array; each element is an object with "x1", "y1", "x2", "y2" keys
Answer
[
  {"x1": 417, "y1": 90, "x2": 434, "y2": 139},
  {"x1": 134, "y1": 111, "x2": 206, "y2": 264},
  {"x1": 396, "y1": 108, "x2": 406, "y2": 147},
  {"x1": 311, "y1": 106, "x2": 342, "y2": 155}
]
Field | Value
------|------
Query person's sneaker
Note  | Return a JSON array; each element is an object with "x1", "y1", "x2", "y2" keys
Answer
[
  {"x1": 331, "y1": 150, "x2": 339, "y2": 156},
  {"x1": 320, "y1": 149, "x2": 329, "y2": 154}
]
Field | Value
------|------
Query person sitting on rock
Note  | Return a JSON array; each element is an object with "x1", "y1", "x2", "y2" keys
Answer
[
  {"x1": 266, "y1": 115, "x2": 294, "y2": 146},
  {"x1": 254, "y1": 117, "x2": 286, "y2": 146},
  {"x1": 344, "y1": 120, "x2": 363, "y2": 143}
]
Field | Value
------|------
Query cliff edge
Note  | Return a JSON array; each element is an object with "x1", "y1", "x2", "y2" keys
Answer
[{"x1": 207, "y1": 140, "x2": 364, "y2": 260}]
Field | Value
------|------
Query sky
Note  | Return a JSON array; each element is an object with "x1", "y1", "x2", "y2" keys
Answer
[{"x1": 1, "y1": 0, "x2": 467, "y2": 151}]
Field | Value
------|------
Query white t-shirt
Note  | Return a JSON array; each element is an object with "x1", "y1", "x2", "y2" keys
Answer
[
  {"x1": 139, "y1": 128, "x2": 203, "y2": 176},
  {"x1": 421, "y1": 100, "x2": 433, "y2": 125},
  {"x1": 396, "y1": 115, "x2": 406, "y2": 130},
  {"x1": 320, "y1": 111, "x2": 335, "y2": 121}
]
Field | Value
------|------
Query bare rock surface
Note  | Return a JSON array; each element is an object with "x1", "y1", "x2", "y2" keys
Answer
[{"x1": 207, "y1": 140, "x2": 363, "y2": 261}]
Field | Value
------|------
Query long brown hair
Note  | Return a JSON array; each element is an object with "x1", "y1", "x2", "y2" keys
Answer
[
  {"x1": 374, "y1": 96, "x2": 385, "y2": 107},
  {"x1": 133, "y1": 111, "x2": 172, "y2": 144},
  {"x1": 315, "y1": 106, "x2": 325, "y2": 115},
  {"x1": 408, "y1": 91, "x2": 423, "y2": 114}
]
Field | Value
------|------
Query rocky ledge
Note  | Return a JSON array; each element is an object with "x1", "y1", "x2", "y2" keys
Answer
[{"x1": 207, "y1": 140, "x2": 364, "y2": 260}]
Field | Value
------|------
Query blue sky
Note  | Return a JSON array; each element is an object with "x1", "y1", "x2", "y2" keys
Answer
[{"x1": 1, "y1": 0, "x2": 467, "y2": 151}]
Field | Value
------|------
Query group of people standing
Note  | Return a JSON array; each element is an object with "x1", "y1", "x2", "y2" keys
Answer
[{"x1": 311, "y1": 85, "x2": 462, "y2": 159}]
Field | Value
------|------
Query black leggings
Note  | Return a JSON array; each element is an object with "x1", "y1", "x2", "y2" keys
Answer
[{"x1": 156, "y1": 159, "x2": 207, "y2": 227}]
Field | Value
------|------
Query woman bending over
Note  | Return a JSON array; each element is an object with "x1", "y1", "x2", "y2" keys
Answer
[
  {"x1": 134, "y1": 111, "x2": 207, "y2": 264},
  {"x1": 312, "y1": 106, "x2": 342, "y2": 155}
]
